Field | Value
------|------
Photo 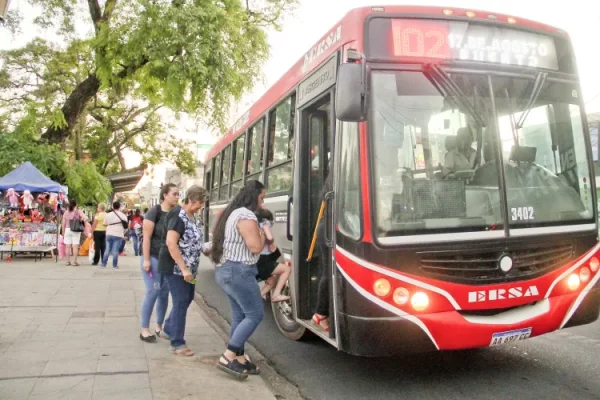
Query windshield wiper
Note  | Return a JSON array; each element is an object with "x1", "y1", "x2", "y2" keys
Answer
[
  {"x1": 426, "y1": 64, "x2": 487, "y2": 128},
  {"x1": 516, "y1": 71, "x2": 548, "y2": 129}
]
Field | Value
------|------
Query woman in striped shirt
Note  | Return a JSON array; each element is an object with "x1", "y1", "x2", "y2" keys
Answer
[{"x1": 211, "y1": 180, "x2": 267, "y2": 380}]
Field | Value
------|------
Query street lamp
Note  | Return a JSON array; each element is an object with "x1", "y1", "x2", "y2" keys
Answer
[{"x1": 0, "y1": 0, "x2": 11, "y2": 23}]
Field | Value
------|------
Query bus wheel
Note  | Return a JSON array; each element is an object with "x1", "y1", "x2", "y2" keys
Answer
[{"x1": 271, "y1": 282, "x2": 307, "y2": 340}]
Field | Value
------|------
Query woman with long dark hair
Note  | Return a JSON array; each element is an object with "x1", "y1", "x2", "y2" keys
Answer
[{"x1": 212, "y1": 180, "x2": 267, "y2": 380}]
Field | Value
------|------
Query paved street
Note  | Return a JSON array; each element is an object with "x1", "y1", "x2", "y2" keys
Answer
[
  {"x1": 0, "y1": 252, "x2": 277, "y2": 400},
  {"x1": 196, "y1": 259, "x2": 600, "y2": 400}
]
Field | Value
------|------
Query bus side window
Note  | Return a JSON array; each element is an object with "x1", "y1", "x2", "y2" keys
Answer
[
  {"x1": 220, "y1": 145, "x2": 232, "y2": 201},
  {"x1": 266, "y1": 94, "x2": 296, "y2": 192},
  {"x1": 247, "y1": 119, "x2": 265, "y2": 181},
  {"x1": 231, "y1": 133, "x2": 246, "y2": 196},
  {"x1": 211, "y1": 153, "x2": 221, "y2": 203},
  {"x1": 338, "y1": 121, "x2": 361, "y2": 239}
]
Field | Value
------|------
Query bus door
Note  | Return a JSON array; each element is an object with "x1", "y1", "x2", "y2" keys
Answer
[{"x1": 294, "y1": 93, "x2": 333, "y2": 332}]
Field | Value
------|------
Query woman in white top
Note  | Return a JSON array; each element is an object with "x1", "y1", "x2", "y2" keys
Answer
[
  {"x1": 211, "y1": 180, "x2": 267, "y2": 380},
  {"x1": 61, "y1": 199, "x2": 90, "y2": 266},
  {"x1": 102, "y1": 201, "x2": 128, "y2": 269}
]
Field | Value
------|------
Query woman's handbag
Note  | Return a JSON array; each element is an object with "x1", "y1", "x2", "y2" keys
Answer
[{"x1": 69, "y1": 212, "x2": 85, "y2": 232}]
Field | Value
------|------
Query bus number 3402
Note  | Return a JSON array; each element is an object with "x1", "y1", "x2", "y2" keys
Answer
[{"x1": 511, "y1": 207, "x2": 534, "y2": 221}]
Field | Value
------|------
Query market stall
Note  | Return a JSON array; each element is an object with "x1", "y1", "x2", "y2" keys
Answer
[{"x1": 0, "y1": 162, "x2": 65, "y2": 262}]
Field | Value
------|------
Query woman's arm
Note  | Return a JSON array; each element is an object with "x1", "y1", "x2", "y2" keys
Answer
[
  {"x1": 91, "y1": 216, "x2": 98, "y2": 232},
  {"x1": 238, "y1": 219, "x2": 266, "y2": 254},
  {"x1": 166, "y1": 230, "x2": 193, "y2": 281},
  {"x1": 142, "y1": 219, "x2": 154, "y2": 262}
]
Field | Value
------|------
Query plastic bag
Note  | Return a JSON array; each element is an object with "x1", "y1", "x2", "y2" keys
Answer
[
  {"x1": 58, "y1": 235, "x2": 66, "y2": 259},
  {"x1": 88, "y1": 244, "x2": 95, "y2": 263},
  {"x1": 78, "y1": 236, "x2": 92, "y2": 256}
]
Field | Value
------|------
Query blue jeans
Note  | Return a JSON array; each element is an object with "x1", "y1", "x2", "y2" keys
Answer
[
  {"x1": 163, "y1": 274, "x2": 195, "y2": 349},
  {"x1": 140, "y1": 256, "x2": 169, "y2": 329},
  {"x1": 215, "y1": 261, "x2": 264, "y2": 355},
  {"x1": 102, "y1": 235, "x2": 123, "y2": 268},
  {"x1": 131, "y1": 234, "x2": 139, "y2": 256}
]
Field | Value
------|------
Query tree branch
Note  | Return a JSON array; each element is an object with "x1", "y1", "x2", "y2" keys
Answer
[
  {"x1": 87, "y1": 0, "x2": 103, "y2": 33},
  {"x1": 102, "y1": 0, "x2": 118, "y2": 24}
]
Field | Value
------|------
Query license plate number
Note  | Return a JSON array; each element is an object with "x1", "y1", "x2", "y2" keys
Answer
[{"x1": 490, "y1": 328, "x2": 532, "y2": 346}]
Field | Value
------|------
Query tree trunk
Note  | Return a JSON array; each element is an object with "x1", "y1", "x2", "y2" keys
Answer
[
  {"x1": 42, "y1": 74, "x2": 101, "y2": 144},
  {"x1": 116, "y1": 150, "x2": 127, "y2": 170}
]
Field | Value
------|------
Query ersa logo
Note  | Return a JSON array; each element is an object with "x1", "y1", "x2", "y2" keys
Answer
[
  {"x1": 468, "y1": 285, "x2": 540, "y2": 303},
  {"x1": 301, "y1": 26, "x2": 342, "y2": 73}
]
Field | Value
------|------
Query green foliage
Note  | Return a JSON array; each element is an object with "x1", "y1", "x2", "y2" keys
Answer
[
  {"x1": 0, "y1": 129, "x2": 111, "y2": 206},
  {"x1": 0, "y1": 0, "x2": 297, "y2": 189}
]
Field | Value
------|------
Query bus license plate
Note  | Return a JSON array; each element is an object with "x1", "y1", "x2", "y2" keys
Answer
[{"x1": 489, "y1": 328, "x2": 532, "y2": 346}]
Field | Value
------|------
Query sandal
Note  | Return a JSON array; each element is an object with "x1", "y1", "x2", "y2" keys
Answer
[
  {"x1": 271, "y1": 294, "x2": 290, "y2": 303},
  {"x1": 66, "y1": 262, "x2": 71, "y2": 266},
  {"x1": 312, "y1": 314, "x2": 330, "y2": 332},
  {"x1": 216, "y1": 354, "x2": 248, "y2": 380},
  {"x1": 243, "y1": 356, "x2": 260, "y2": 375},
  {"x1": 170, "y1": 347, "x2": 194, "y2": 357},
  {"x1": 73, "y1": 262, "x2": 80, "y2": 266}
]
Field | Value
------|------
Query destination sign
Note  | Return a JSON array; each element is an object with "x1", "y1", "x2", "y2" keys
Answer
[{"x1": 370, "y1": 19, "x2": 559, "y2": 70}]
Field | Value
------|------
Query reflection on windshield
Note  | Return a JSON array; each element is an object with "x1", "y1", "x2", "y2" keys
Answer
[{"x1": 371, "y1": 71, "x2": 593, "y2": 238}]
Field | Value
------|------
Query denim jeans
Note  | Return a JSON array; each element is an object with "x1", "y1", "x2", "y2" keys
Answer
[
  {"x1": 140, "y1": 256, "x2": 169, "y2": 329},
  {"x1": 131, "y1": 234, "x2": 139, "y2": 256},
  {"x1": 163, "y1": 274, "x2": 195, "y2": 349},
  {"x1": 215, "y1": 261, "x2": 264, "y2": 355},
  {"x1": 102, "y1": 235, "x2": 123, "y2": 268}
]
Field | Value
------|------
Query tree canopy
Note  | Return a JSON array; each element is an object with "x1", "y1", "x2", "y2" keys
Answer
[{"x1": 1, "y1": 0, "x2": 296, "y2": 202}]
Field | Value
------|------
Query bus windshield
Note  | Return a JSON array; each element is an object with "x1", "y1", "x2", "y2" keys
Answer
[{"x1": 370, "y1": 70, "x2": 594, "y2": 238}]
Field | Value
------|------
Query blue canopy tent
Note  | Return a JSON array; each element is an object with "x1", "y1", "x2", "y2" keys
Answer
[
  {"x1": 0, "y1": 162, "x2": 64, "y2": 193},
  {"x1": 0, "y1": 162, "x2": 63, "y2": 263}
]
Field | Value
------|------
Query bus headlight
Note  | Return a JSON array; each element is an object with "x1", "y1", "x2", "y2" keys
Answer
[
  {"x1": 411, "y1": 292, "x2": 429, "y2": 311},
  {"x1": 374, "y1": 278, "x2": 391, "y2": 297},
  {"x1": 580, "y1": 267, "x2": 591, "y2": 283},
  {"x1": 589, "y1": 257, "x2": 599, "y2": 272},
  {"x1": 393, "y1": 287, "x2": 410, "y2": 305},
  {"x1": 567, "y1": 273, "x2": 581, "y2": 291}
]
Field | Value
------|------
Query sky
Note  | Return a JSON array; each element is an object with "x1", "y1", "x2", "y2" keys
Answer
[{"x1": 2, "y1": 1, "x2": 600, "y2": 188}]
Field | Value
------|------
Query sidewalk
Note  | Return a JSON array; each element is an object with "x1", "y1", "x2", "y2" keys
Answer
[{"x1": 0, "y1": 250, "x2": 278, "y2": 400}]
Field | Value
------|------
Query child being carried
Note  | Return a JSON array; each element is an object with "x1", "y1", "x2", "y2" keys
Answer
[{"x1": 256, "y1": 208, "x2": 291, "y2": 303}]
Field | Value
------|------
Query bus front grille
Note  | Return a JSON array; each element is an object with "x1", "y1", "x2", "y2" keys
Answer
[{"x1": 418, "y1": 244, "x2": 574, "y2": 284}]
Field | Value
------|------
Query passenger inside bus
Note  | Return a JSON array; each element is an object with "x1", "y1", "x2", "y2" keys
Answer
[{"x1": 442, "y1": 127, "x2": 476, "y2": 177}]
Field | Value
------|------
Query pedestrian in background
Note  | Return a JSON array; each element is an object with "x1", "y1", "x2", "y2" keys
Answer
[
  {"x1": 102, "y1": 201, "x2": 128, "y2": 269},
  {"x1": 91, "y1": 203, "x2": 107, "y2": 266}
]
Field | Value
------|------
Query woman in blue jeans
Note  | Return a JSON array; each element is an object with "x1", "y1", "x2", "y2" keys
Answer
[
  {"x1": 211, "y1": 180, "x2": 267, "y2": 380},
  {"x1": 139, "y1": 183, "x2": 179, "y2": 342},
  {"x1": 158, "y1": 185, "x2": 209, "y2": 356}
]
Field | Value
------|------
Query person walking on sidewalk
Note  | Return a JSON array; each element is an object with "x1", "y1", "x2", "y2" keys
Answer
[
  {"x1": 211, "y1": 180, "x2": 267, "y2": 380},
  {"x1": 102, "y1": 201, "x2": 128, "y2": 269},
  {"x1": 91, "y1": 203, "x2": 107, "y2": 266},
  {"x1": 130, "y1": 209, "x2": 143, "y2": 257},
  {"x1": 139, "y1": 183, "x2": 179, "y2": 342},
  {"x1": 158, "y1": 185, "x2": 208, "y2": 356},
  {"x1": 61, "y1": 200, "x2": 90, "y2": 266}
]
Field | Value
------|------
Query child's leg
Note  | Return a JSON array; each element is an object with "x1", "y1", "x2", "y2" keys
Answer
[
  {"x1": 261, "y1": 276, "x2": 275, "y2": 297},
  {"x1": 271, "y1": 263, "x2": 291, "y2": 299}
]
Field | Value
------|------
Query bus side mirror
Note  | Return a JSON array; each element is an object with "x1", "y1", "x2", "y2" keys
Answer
[{"x1": 335, "y1": 62, "x2": 368, "y2": 122}]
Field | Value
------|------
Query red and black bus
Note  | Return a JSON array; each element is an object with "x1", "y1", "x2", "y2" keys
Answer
[{"x1": 204, "y1": 5, "x2": 600, "y2": 356}]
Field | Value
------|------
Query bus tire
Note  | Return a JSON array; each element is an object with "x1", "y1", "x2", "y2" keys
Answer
[{"x1": 271, "y1": 284, "x2": 308, "y2": 341}]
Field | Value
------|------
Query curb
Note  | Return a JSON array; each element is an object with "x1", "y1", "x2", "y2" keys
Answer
[{"x1": 193, "y1": 294, "x2": 305, "y2": 400}]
